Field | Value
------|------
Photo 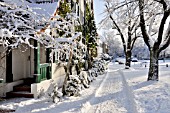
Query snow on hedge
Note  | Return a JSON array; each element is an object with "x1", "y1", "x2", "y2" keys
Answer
[{"x1": 59, "y1": 60, "x2": 108, "y2": 98}]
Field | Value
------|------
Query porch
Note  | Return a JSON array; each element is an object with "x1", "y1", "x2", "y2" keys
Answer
[{"x1": 0, "y1": 42, "x2": 55, "y2": 98}]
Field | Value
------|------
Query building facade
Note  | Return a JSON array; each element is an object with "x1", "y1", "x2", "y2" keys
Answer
[{"x1": 0, "y1": 0, "x2": 95, "y2": 98}]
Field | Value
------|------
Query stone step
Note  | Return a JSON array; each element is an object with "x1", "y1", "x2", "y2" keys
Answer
[
  {"x1": 23, "y1": 78, "x2": 35, "y2": 85},
  {"x1": 0, "y1": 109, "x2": 15, "y2": 113},
  {"x1": 6, "y1": 91, "x2": 34, "y2": 98},
  {"x1": 13, "y1": 84, "x2": 31, "y2": 92}
]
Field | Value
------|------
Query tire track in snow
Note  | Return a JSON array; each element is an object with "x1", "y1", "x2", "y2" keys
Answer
[{"x1": 118, "y1": 70, "x2": 138, "y2": 113}]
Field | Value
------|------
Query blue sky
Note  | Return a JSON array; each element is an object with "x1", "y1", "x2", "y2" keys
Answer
[{"x1": 93, "y1": 0, "x2": 105, "y2": 28}]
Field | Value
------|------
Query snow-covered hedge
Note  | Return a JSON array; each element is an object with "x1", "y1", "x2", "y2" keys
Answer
[
  {"x1": 50, "y1": 84, "x2": 63, "y2": 103},
  {"x1": 54, "y1": 60, "x2": 107, "y2": 97},
  {"x1": 49, "y1": 59, "x2": 108, "y2": 103},
  {"x1": 64, "y1": 75, "x2": 82, "y2": 97},
  {"x1": 92, "y1": 59, "x2": 107, "y2": 75}
]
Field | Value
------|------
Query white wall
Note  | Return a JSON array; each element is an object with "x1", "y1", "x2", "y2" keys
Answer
[
  {"x1": 79, "y1": 0, "x2": 85, "y2": 24},
  {"x1": 0, "y1": 47, "x2": 6, "y2": 97},
  {"x1": 79, "y1": 0, "x2": 85, "y2": 15},
  {"x1": 0, "y1": 84, "x2": 5, "y2": 97},
  {"x1": 40, "y1": 46, "x2": 46, "y2": 64},
  {"x1": 0, "y1": 46, "x2": 6, "y2": 82},
  {"x1": 79, "y1": 0, "x2": 93, "y2": 25},
  {"x1": 51, "y1": 63, "x2": 66, "y2": 86},
  {"x1": 12, "y1": 45, "x2": 33, "y2": 81},
  {"x1": 31, "y1": 79, "x2": 53, "y2": 98},
  {"x1": 31, "y1": 63, "x2": 66, "y2": 98},
  {"x1": 0, "y1": 80, "x2": 23, "y2": 97},
  {"x1": 97, "y1": 39, "x2": 103, "y2": 57}
]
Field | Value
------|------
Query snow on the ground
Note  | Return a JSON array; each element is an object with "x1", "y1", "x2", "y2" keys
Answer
[{"x1": 0, "y1": 60, "x2": 170, "y2": 113}]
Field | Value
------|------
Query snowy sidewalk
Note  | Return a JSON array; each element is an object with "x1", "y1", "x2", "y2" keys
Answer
[
  {"x1": 1, "y1": 62, "x2": 170, "y2": 113},
  {"x1": 0, "y1": 63, "x2": 128, "y2": 113},
  {"x1": 80, "y1": 63, "x2": 138, "y2": 113}
]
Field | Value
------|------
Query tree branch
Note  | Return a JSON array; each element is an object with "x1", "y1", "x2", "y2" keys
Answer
[
  {"x1": 138, "y1": 0, "x2": 150, "y2": 49},
  {"x1": 107, "y1": 0, "x2": 137, "y2": 13},
  {"x1": 109, "y1": 13, "x2": 126, "y2": 54},
  {"x1": 154, "y1": 3, "x2": 170, "y2": 49},
  {"x1": 159, "y1": 22, "x2": 170, "y2": 53},
  {"x1": 153, "y1": 0, "x2": 167, "y2": 10},
  {"x1": 105, "y1": 3, "x2": 126, "y2": 53}
]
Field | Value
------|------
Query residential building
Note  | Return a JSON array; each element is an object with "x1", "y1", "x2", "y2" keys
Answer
[{"x1": 0, "y1": 0, "x2": 93, "y2": 98}]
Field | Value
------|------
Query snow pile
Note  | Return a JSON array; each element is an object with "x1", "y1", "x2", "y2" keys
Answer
[
  {"x1": 120, "y1": 62, "x2": 170, "y2": 113},
  {"x1": 3, "y1": 0, "x2": 60, "y2": 19},
  {"x1": 121, "y1": 67, "x2": 170, "y2": 113}
]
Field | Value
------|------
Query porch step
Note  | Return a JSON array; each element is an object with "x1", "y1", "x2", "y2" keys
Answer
[
  {"x1": 23, "y1": 77, "x2": 35, "y2": 85},
  {"x1": 6, "y1": 91, "x2": 34, "y2": 98},
  {"x1": 13, "y1": 84, "x2": 31, "y2": 92},
  {"x1": 6, "y1": 78, "x2": 35, "y2": 98}
]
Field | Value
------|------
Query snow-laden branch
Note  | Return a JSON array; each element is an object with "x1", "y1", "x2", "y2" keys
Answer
[
  {"x1": 0, "y1": 1, "x2": 85, "y2": 63},
  {"x1": 139, "y1": 0, "x2": 151, "y2": 49},
  {"x1": 159, "y1": 22, "x2": 170, "y2": 52}
]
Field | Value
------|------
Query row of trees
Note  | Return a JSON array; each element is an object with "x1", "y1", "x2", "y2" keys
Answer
[{"x1": 101, "y1": 0, "x2": 170, "y2": 81}]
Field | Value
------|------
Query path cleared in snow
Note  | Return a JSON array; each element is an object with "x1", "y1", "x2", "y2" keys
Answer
[
  {"x1": 79, "y1": 63, "x2": 138, "y2": 113},
  {"x1": 1, "y1": 61, "x2": 170, "y2": 113}
]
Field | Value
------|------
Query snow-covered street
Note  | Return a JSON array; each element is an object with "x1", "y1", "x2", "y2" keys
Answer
[{"x1": 1, "y1": 61, "x2": 170, "y2": 113}]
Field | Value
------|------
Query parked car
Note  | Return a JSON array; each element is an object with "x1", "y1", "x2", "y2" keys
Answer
[
  {"x1": 114, "y1": 57, "x2": 125, "y2": 64},
  {"x1": 101, "y1": 53, "x2": 111, "y2": 61},
  {"x1": 131, "y1": 57, "x2": 138, "y2": 62}
]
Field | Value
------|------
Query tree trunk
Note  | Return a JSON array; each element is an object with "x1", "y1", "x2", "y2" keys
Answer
[
  {"x1": 125, "y1": 22, "x2": 132, "y2": 69},
  {"x1": 62, "y1": 50, "x2": 73, "y2": 95},
  {"x1": 148, "y1": 48, "x2": 159, "y2": 81},
  {"x1": 87, "y1": 49, "x2": 92, "y2": 69},
  {"x1": 125, "y1": 50, "x2": 131, "y2": 68}
]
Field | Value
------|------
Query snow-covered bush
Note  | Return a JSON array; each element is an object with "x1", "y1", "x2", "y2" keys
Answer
[
  {"x1": 61, "y1": 59, "x2": 108, "y2": 98},
  {"x1": 63, "y1": 71, "x2": 91, "y2": 97},
  {"x1": 64, "y1": 75, "x2": 82, "y2": 97},
  {"x1": 88, "y1": 68, "x2": 97, "y2": 81},
  {"x1": 92, "y1": 60, "x2": 107, "y2": 75},
  {"x1": 50, "y1": 84, "x2": 63, "y2": 103},
  {"x1": 79, "y1": 71, "x2": 90, "y2": 88}
]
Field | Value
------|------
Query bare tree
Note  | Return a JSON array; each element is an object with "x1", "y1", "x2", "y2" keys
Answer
[
  {"x1": 102, "y1": 30, "x2": 124, "y2": 58},
  {"x1": 138, "y1": 0, "x2": 170, "y2": 81},
  {"x1": 101, "y1": 0, "x2": 141, "y2": 68}
]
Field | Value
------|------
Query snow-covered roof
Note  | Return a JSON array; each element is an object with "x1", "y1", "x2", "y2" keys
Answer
[
  {"x1": 3, "y1": 0, "x2": 60, "y2": 19},
  {"x1": 28, "y1": 2, "x2": 60, "y2": 19}
]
